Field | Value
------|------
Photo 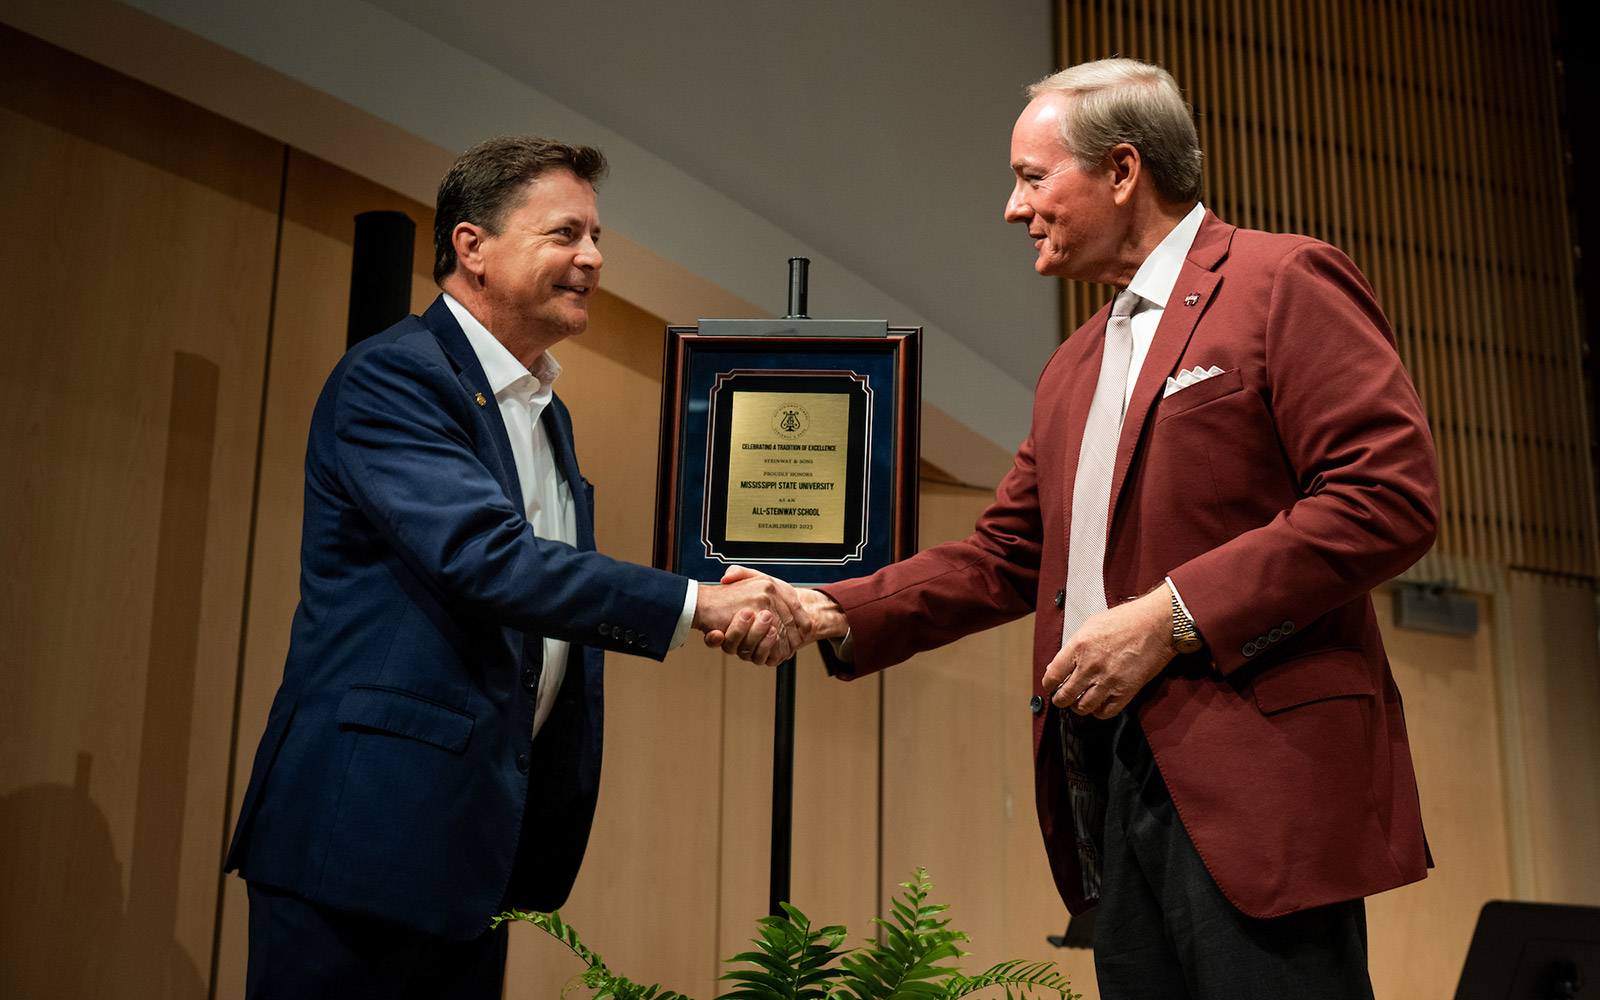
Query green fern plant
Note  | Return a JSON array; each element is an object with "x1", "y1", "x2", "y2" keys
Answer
[
  {"x1": 488, "y1": 908, "x2": 693, "y2": 1000},
  {"x1": 833, "y1": 870, "x2": 967, "y2": 998},
  {"x1": 494, "y1": 869, "x2": 1079, "y2": 1000},
  {"x1": 719, "y1": 901, "x2": 849, "y2": 1000}
]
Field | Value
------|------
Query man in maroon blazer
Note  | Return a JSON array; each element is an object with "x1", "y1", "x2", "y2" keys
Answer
[{"x1": 719, "y1": 58, "x2": 1436, "y2": 998}]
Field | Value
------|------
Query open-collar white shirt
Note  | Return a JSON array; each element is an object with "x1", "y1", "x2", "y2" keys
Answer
[
  {"x1": 446, "y1": 294, "x2": 577, "y2": 738},
  {"x1": 1120, "y1": 201, "x2": 1207, "y2": 413},
  {"x1": 444, "y1": 294, "x2": 695, "y2": 738},
  {"x1": 1114, "y1": 202, "x2": 1208, "y2": 622}
]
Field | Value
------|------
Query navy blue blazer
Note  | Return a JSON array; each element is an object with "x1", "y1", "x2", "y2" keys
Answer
[{"x1": 226, "y1": 296, "x2": 687, "y2": 939}]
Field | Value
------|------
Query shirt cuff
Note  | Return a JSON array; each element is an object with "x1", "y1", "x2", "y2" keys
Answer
[
  {"x1": 828, "y1": 629, "x2": 855, "y2": 663},
  {"x1": 668, "y1": 579, "x2": 697, "y2": 651}
]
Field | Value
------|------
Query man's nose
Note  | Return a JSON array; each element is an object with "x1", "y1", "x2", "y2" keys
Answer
[
  {"x1": 1004, "y1": 185, "x2": 1030, "y2": 223},
  {"x1": 577, "y1": 236, "x2": 603, "y2": 270}
]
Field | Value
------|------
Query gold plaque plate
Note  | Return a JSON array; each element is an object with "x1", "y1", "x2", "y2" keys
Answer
[{"x1": 723, "y1": 391, "x2": 850, "y2": 544}]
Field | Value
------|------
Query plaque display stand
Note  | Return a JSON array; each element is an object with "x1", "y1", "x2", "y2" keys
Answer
[{"x1": 654, "y1": 259, "x2": 920, "y2": 916}]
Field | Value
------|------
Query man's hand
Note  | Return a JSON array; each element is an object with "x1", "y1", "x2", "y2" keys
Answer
[
  {"x1": 693, "y1": 567, "x2": 811, "y2": 666},
  {"x1": 702, "y1": 567, "x2": 849, "y2": 663},
  {"x1": 1042, "y1": 583, "x2": 1177, "y2": 719}
]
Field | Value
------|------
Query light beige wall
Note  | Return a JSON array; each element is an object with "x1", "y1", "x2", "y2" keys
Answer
[
  {"x1": 1369, "y1": 587, "x2": 1513, "y2": 998},
  {"x1": 879, "y1": 482, "x2": 1099, "y2": 996},
  {"x1": 1507, "y1": 572, "x2": 1600, "y2": 905},
  {"x1": 211, "y1": 146, "x2": 446, "y2": 997},
  {"x1": 0, "y1": 25, "x2": 280, "y2": 999}
]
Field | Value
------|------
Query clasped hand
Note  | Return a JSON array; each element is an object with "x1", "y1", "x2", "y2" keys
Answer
[
  {"x1": 693, "y1": 566, "x2": 845, "y2": 665},
  {"x1": 1040, "y1": 583, "x2": 1176, "y2": 719}
]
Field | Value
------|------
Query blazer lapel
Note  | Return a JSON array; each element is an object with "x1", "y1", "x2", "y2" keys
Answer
[
  {"x1": 422, "y1": 296, "x2": 524, "y2": 513},
  {"x1": 1107, "y1": 213, "x2": 1236, "y2": 520}
]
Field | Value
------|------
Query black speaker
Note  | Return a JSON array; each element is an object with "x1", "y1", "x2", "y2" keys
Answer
[
  {"x1": 347, "y1": 210, "x2": 416, "y2": 349},
  {"x1": 1455, "y1": 900, "x2": 1600, "y2": 999}
]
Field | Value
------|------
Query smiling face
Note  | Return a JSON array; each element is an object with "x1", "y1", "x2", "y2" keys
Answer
[
  {"x1": 468, "y1": 168, "x2": 603, "y2": 358},
  {"x1": 1004, "y1": 92, "x2": 1128, "y2": 284}
]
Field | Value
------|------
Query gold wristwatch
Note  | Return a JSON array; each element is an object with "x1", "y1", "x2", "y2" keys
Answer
[{"x1": 1171, "y1": 592, "x2": 1203, "y2": 654}]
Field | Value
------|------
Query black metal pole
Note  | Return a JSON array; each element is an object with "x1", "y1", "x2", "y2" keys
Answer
[
  {"x1": 768, "y1": 257, "x2": 809, "y2": 917},
  {"x1": 769, "y1": 654, "x2": 797, "y2": 916}
]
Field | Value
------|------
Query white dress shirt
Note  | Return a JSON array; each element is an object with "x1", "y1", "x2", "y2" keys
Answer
[
  {"x1": 1121, "y1": 201, "x2": 1208, "y2": 412},
  {"x1": 444, "y1": 295, "x2": 694, "y2": 737},
  {"x1": 1115, "y1": 202, "x2": 1208, "y2": 623}
]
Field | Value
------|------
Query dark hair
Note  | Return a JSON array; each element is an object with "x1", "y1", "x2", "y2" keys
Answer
[{"x1": 432, "y1": 135, "x2": 608, "y2": 283}]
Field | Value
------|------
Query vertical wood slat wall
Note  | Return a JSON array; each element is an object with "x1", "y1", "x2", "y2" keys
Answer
[{"x1": 1054, "y1": 0, "x2": 1597, "y2": 588}]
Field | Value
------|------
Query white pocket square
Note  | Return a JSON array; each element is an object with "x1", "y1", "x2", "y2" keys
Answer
[{"x1": 1163, "y1": 365, "x2": 1225, "y2": 398}]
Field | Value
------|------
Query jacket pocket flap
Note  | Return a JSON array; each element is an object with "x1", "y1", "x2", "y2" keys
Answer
[
  {"x1": 336, "y1": 686, "x2": 474, "y2": 753},
  {"x1": 1250, "y1": 647, "x2": 1375, "y2": 714}
]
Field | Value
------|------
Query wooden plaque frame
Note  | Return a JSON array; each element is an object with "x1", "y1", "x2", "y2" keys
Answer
[{"x1": 653, "y1": 327, "x2": 920, "y2": 587}]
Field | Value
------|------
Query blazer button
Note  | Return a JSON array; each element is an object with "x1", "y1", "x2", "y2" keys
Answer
[
  {"x1": 598, "y1": 623, "x2": 612, "y2": 637},
  {"x1": 1281, "y1": 620, "x2": 1294, "y2": 634},
  {"x1": 1030, "y1": 694, "x2": 1045, "y2": 716},
  {"x1": 635, "y1": 633, "x2": 650, "y2": 648},
  {"x1": 521, "y1": 668, "x2": 539, "y2": 692},
  {"x1": 1267, "y1": 627, "x2": 1282, "y2": 643},
  {"x1": 1243, "y1": 641, "x2": 1258, "y2": 657},
  {"x1": 624, "y1": 628, "x2": 636, "y2": 644},
  {"x1": 1054, "y1": 589, "x2": 1066, "y2": 610},
  {"x1": 516, "y1": 753, "x2": 530, "y2": 774}
]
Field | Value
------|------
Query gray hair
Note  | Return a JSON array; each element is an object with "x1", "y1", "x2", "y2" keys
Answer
[{"x1": 1027, "y1": 58, "x2": 1202, "y2": 204}]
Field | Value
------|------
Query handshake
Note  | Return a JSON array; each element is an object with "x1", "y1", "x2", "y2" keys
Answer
[{"x1": 690, "y1": 566, "x2": 849, "y2": 666}]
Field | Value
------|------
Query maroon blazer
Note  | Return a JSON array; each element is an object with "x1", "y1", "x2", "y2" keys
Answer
[{"x1": 820, "y1": 211, "x2": 1437, "y2": 919}]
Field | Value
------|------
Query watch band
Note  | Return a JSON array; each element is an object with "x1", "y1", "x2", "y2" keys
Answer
[{"x1": 1171, "y1": 591, "x2": 1203, "y2": 654}]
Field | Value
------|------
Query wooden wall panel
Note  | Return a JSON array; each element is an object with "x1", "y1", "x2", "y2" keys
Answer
[
  {"x1": 1507, "y1": 572, "x2": 1600, "y2": 905},
  {"x1": 879, "y1": 483, "x2": 1098, "y2": 999},
  {"x1": 714, "y1": 645, "x2": 881, "y2": 984},
  {"x1": 211, "y1": 146, "x2": 441, "y2": 998},
  {"x1": 1053, "y1": 0, "x2": 1597, "y2": 589},
  {"x1": 0, "y1": 26, "x2": 281, "y2": 1000},
  {"x1": 1368, "y1": 588, "x2": 1512, "y2": 998}
]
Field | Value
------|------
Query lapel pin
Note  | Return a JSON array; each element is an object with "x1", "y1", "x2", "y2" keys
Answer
[
  {"x1": 475, "y1": 392, "x2": 487, "y2": 406},
  {"x1": 1184, "y1": 293, "x2": 1200, "y2": 306}
]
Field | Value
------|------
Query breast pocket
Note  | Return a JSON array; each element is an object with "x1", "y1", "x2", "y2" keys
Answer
[{"x1": 1156, "y1": 367, "x2": 1244, "y2": 421}]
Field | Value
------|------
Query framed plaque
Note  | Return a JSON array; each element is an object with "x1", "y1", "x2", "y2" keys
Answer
[{"x1": 654, "y1": 326, "x2": 920, "y2": 587}]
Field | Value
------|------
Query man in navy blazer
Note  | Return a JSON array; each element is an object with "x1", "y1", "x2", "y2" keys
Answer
[{"x1": 226, "y1": 136, "x2": 804, "y2": 996}]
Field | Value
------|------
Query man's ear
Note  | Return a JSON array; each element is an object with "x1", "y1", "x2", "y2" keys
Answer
[
  {"x1": 1108, "y1": 143, "x2": 1142, "y2": 207},
  {"x1": 452, "y1": 222, "x2": 490, "y2": 282}
]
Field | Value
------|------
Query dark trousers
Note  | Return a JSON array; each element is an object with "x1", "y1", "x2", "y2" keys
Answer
[
  {"x1": 245, "y1": 882, "x2": 509, "y2": 1000},
  {"x1": 1092, "y1": 714, "x2": 1375, "y2": 1000}
]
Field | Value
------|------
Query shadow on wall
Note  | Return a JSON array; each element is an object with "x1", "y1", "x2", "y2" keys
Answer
[
  {"x1": 0, "y1": 350, "x2": 220, "y2": 999},
  {"x1": 0, "y1": 757, "x2": 206, "y2": 998}
]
